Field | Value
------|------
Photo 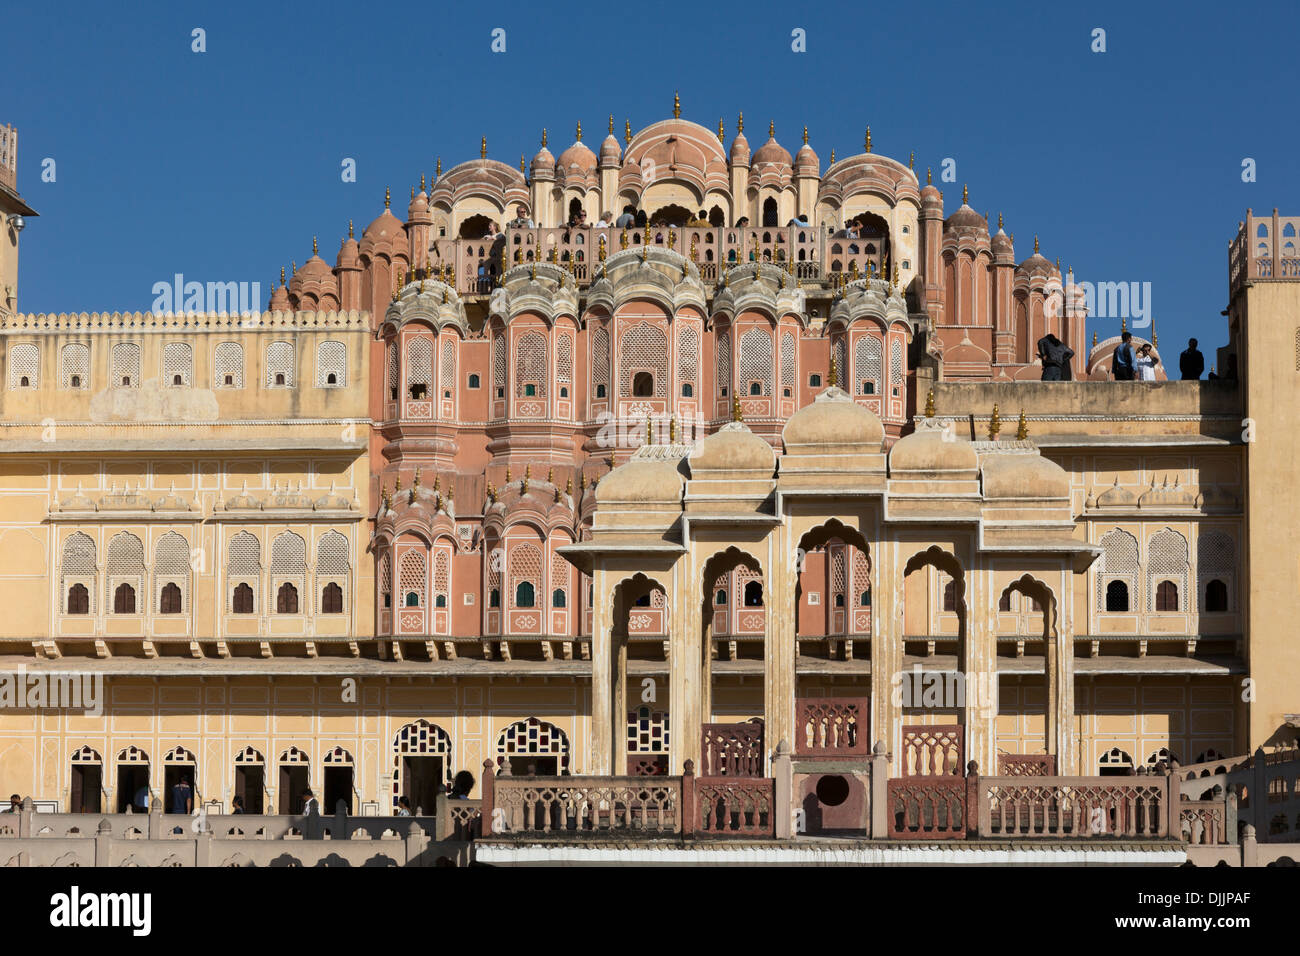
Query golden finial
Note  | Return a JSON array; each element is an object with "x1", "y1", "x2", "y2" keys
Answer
[
  {"x1": 645, "y1": 417, "x2": 653, "y2": 445},
  {"x1": 828, "y1": 354, "x2": 838, "y2": 388},
  {"x1": 575, "y1": 120, "x2": 582, "y2": 141},
  {"x1": 620, "y1": 228, "x2": 629, "y2": 250},
  {"x1": 802, "y1": 125, "x2": 808, "y2": 145},
  {"x1": 541, "y1": 128, "x2": 548, "y2": 148},
  {"x1": 566, "y1": 476, "x2": 573, "y2": 495},
  {"x1": 505, "y1": 466, "x2": 512, "y2": 483},
  {"x1": 962, "y1": 183, "x2": 968, "y2": 205},
  {"x1": 599, "y1": 235, "x2": 607, "y2": 261},
  {"x1": 737, "y1": 112, "x2": 744, "y2": 134},
  {"x1": 669, "y1": 416, "x2": 677, "y2": 442},
  {"x1": 1121, "y1": 315, "x2": 1127, "y2": 333},
  {"x1": 1092, "y1": 331, "x2": 1098, "y2": 349},
  {"x1": 480, "y1": 137, "x2": 487, "y2": 159},
  {"x1": 410, "y1": 186, "x2": 415, "y2": 200},
  {"x1": 412, "y1": 468, "x2": 421, "y2": 492},
  {"x1": 347, "y1": 219, "x2": 354, "y2": 239},
  {"x1": 849, "y1": 260, "x2": 859, "y2": 280},
  {"x1": 394, "y1": 475, "x2": 402, "y2": 492},
  {"x1": 780, "y1": 269, "x2": 787, "y2": 289},
  {"x1": 520, "y1": 155, "x2": 526, "y2": 173},
  {"x1": 624, "y1": 119, "x2": 632, "y2": 144},
  {"x1": 579, "y1": 473, "x2": 587, "y2": 491},
  {"x1": 925, "y1": 388, "x2": 935, "y2": 418},
  {"x1": 732, "y1": 395, "x2": 743, "y2": 422},
  {"x1": 442, "y1": 287, "x2": 448, "y2": 304},
  {"x1": 641, "y1": 244, "x2": 649, "y2": 263},
  {"x1": 997, "y1": 212, "x2": 1003, "y2": 230},
  {"x1": 667, "y1": 227, "x2": 676, "y2": 249},
  {"x1": 520, "y1": 466, "x2": 530, "y2": 491},
  {"x1": 280, "y1": 266, "x2": 286, "y2": 286},
  {"x1": 548, "y1": 246, "x2": 558, "y2": 263},
  {"x1": 673, "y1": 91, "x2": 681, "y2": 118},
  {"x1": 830, "y1": 148, "x2": 836, "y2": 164},
  {"x1": 1033, "y1": 235, "x2": 1039, "y2": 254},
  {"x1": 608, "y1": 114, "x2": 614, "y2": 135},
  {"x1": 312, "y1": 236, "x2": 318, "y2": 255},
  {"x1": 864, "y1": 127, "x2": 872, "y2": 153},
  {"x1": 291, "y1": 261, "x2": 296, "y2": 276},
  {"x1": 988, "y1": 405, "x2": 1002, "y2": 440},
  {"x1": 718, "y1": 117, "x2": 725, "y2": 142},
  {"x1": 530, "y1": 261, "x2": 537, "y2": 280},
  {"x1": 893, "y1": 262, "x2": 899, "y2": 287},
  {"x1": 1016, "y1": 410, "x2": 1028, "y2": 441},
  {"x1": 420, "y1": 172, "x2": 426, "y2": 192},
  {"x1": 447, "y1": 482, "x2": 454, "y2": 501},
  {"x1": 1153, "y1": 327, "x2": 1158, "y2": 348},
  {"x1": 909, "y1": 150, "x2": 915, "y2": 169},
  {"x1": 690, "y1": 233, "x2": 699, "y2": 260},
  {"x1": 384, "y1": 187, "x2": 391, "y2": 208},
  {"x1": 926, "y1": 167, "x2": 932, "y2": 185},
  {"x1": 768, "y1": 119, "x2": 775, "y2": 138},
  {"x1": 436, "y1": 157, "x2": 442, "y2": 177}
]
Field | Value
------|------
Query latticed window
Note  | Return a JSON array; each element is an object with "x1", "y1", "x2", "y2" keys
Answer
[
  {"x1": 386, "y1": 341, "x2": 399, "y2": 398},
  {"x1": 276, "y1": 582, "x2": 299, "y2": 613},
  {"x1": 515, "y1": 331, "x2": 548, "y2": 397},
  {"x1": 379, "y1": 552, "x2": 392, "y2": 609},
  {"x1": 107, "y1": 532, "x2": 145, "y2": 611},
  {"x1": 7, "y1": 343, "x2": 38, "y2": 389},
  {"x1": 627, "y1": 707, "x2": 671, "y2": 754},
  {"x1": 155, "y1": 532, "x2": 190, "y2": 613},
  {"x1": 556, "y1": 335, "x2": 573, "y2": 384},
  {"x1": 440, "y1": 339, "x2": 456, "y2": 391},
  {"x1": 496, "y1": 717, "x2": 571, "y2": 773},
  {"x1": 228, "y1": 532, "x2": 261, "y2": 575},
  {"x1": 591, "y1": 325, "x2": 610, "y2": 392},
  {"x1": 265, "y1": 341, "x2": 295, "y2": 387},
  {"x1": 407, "y1": 337, "x2": 432, "y2": 398},
  {"x1": 855, "y1": 334, "x2": 883, "y2": 395},
  {"x1": 1148, "y1": 529, "x2": 1189, "y2": 612},
  {"x1": 677, "y1": 324, "x2": 699, "y2": 389},
  {"x1": 492, "y1": 331, "x2": 507, "y2": 395},
  {"x1": 716, "y1": 330, "x2": 731, "y2": 393},
  {"x1": 433, "y1": 549, "x2": 450, "y2": 607},
  {"x1": 831, "y1": 548, "x2": 846, "y2": 608},
  {"x1": 834, "y1": 337, "x2": 847, "y2": 388},
  {"x1": 62, "y1": 532, "x2": 96, "y2": 614},
  {"x1": 316, "y1": 531, "x2": 349, "y2": 574},
  {"x1": 321, "y1": 582, "x2": 343, "y2": 614},
  {"x1": 61, "y1": 343, "x2": 90, "y2": 389},
  {"x1": 316, "y1": 340, "x2": 346, "y2": 387},
  {"x1": 890, "y1": 336, "x2": 904, "y2": 387},
  {"x1": 214, "y1": 342, "x2": 244, "y2": 388},
  {"x1": 549, "y1": 552, "x2": 570, "y2": 602},
  {"x1": 1197, "y1": 530, "x2": 1235, "y2": 612},
  {"x1": 618, "y1": 322, "x2": 667, "y2": 397},
  {"x1": 780, "y1": 332, "x2": 796, "y2": 389},
  {"x1": 111, "y1": 342, "x2": 141, "y2": 387},
  {"x1": 511, "y1": 544, "x2": 542, "y2": 607},
  {"x1": 271, "y1": 532, "x2": 306, "y2": 574},
  {"x1": 851, "y1": 549, "x2": 871, "y2": 606},
  {"x1": 399, "y1": 550, "x2": 426, "y2": 607},
  {"x1": 1096, "y1": 529, "x2": 1139, "y2": 612},
  {"x1": 738, "y1": 329, "x2": 773, "y2": 395},
  {"x1": 163, "y1": 342, "x2": 192, "y2": 386}
]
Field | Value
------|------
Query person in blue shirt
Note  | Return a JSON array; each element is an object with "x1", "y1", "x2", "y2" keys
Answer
[{"x1": 1113, "y1": 331, "x2": 1136, "y2": 381}]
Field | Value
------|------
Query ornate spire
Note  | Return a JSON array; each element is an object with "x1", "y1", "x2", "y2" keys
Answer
[
  {"x1": 624, "y1": 119, "x2": 632, "y2": 144},
  {"x1": 575, "y1": 120, "x2": 582, "y2": 141},
  {"x1": 988, "y1": 405, "x2": 1002, "y2": 440},
  {"x1": 909, "y1": 150, "x2": 915, "y2": 169},
  {"x1": 997, "y1": 212, "x2": 1003, "y2": 230},
  {"x1": 768, "y1": 119, "x2": 775, "y2": 137},
  {"x1": 519, "y1": 155, "x2": 526, "y2": 173},
  {"x1": 718, "y1": 117, "x2": 725, "y2": 142},
  {"x1": 864, "y1": 127, "x2": 871, "y2": 153},
  {"x1": 828, "y1": 354, "x2": 838, "y2": 388},
  {"x1": 608, "y1": 114, "x2": 614, "y2": 134},
  {"x1": 1016, "y1": 410, "x2": 1028, "y2": 441},
  {"x1": 926, "y1": 167, "x2": 932, "y2": 185},
  {"x1": 280, "y1": 266, "x2": 285, "y2": 286},
  {"x1": 673, "y1": 91, "x2": 681, "y2": 118},
  {"x1": 384, "y1": 186, "x2": 391, "y2": 208},
  {"x1": 803, "y1": 125, "x2": 808, "y2": 145},
  {"x1": 480, "y1": 136, "x2": 487, "y2": 159},
  {"x1": 420, "y1": 172, "x2": 426, "y2": 192},
  {"x1": 348, "y1": 219, "x2": 354, "y2": 238},
  {"x1": 925, "y1": 388, "x2": 935, "y2": 418},
  {"x1": 737, "y1": 112, "x2": 744, "y2": 134},
  {"x1": 962, "y1": 183, "x2": 969, "y2": 205},
  {"x1": 312, "y1": 236, "x2": 318, "y2": 254},
  {"x1": 1033, "y1": 235, "x2": 1040, "y2": 254},
  {"x1": 830, "y1": 148, "x2": 835, "y2": 164},
  {"x1": 1092, "y1": 331, "x2": 1098, "y2": 348},
  {"x1": 436, "y1": 157, "x2": 442, "y2": 177},
  {"x1": 732, "y1": 395, "x2": 743, "y2": 422},
  {"x1": 541, "y1": 127, "x2": 548, "y2": 147}
]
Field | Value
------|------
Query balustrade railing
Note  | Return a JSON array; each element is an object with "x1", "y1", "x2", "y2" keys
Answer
[
  {"x1": 796, "y1": 697, "x2": 867, "y2": 758},
  {"x1": 978, "y1": 776, "x2": 1170, "y2": 838},
  {"x1": 997, "y1": 754, "x2": 1056, "y2": 776},
  {"x1": 489, "y1": 777, "x2": 681, "y2": 835},
  {"x1": 693, "y1": 777, "x2": 774, "y2": 837},
  {"x1": 887, "y1": 775, "x2": 968, "y2": 839}
]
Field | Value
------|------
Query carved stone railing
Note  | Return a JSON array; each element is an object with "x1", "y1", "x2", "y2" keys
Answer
[
  {"x1": 886, "y1": 774, "x2": 969, "y2": 839},
  {"x1": 997, "y1": 754, "x2": 1056, "y2": 776},
  {"x1": 692, "y1": 776, "x2": 775, "y2": 837},
  {"x1": 900, "y1": 724, "x2": 963, "y2": 777},
  {"x1": 978, "y1": 776, "x2": 1171, "y2": 839},
  {"x1": 488, "y1": 776, "x2": 681, "y2": 835},
  {"x1": 796, "y1": 697, "x2": 867, "y2": 758},
  {"x1": 1180, "y1": 796, "x2": 1235, "y2": 846},
  {"x1": 700, "y1": 722, "x2": 765, "y2": 777}
]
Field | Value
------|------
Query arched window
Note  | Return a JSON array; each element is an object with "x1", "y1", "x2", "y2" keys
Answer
[
  {"x1": 682, "y1": 383, "x2": 693, "y2": 397},
  {"x1": 1098, "y1": 529, "x2": 1139, "y2": 613},
  {"x1": 159, "y1": 582, "x2": 182, "y2": 614},
  {"x1": 405, "y1": 591, "x2": 419, "y2": 607},
  {"x1": 1155, "y1": 580, "x2": 1179, "y2": 612},
  {"x1": 113, "y1": 583, "x2": 136, "y2": 614},
  {"x1": 762, "y1": 197, "x2": 778, "y2": 227},
  {"x1": 715, "y1": 589, "x2": 727, "y2": 605},
  {"x1": 67, "y1": 583, "x2": 89, "y2": 615},
  {"x1": 515, "y1": 581, "x2": 536, "y2": 608},
  {"x1": 316, "y1": 340, "x2": 346, "y2": 387},
  {"x1": 434, "y1": 593, "x2": 446, "y2": 608},
  {"x1": 265, "y1": 341, "x2": 295, "y2": 387},
  {"x1": 552, "y1": 588, "x2": 566, "y2": 608},
  {"x1": 860, "y1": 590, "x2": 871, "y2": 606},
  {"x1": 834, "y1": 593, "x2": 844, "y2": 607},
  {"x1": 321, "y1": 582, "x2": 343, "y2": 614},
  {"x1": 749, "y1": 381, "x2": 761, "y2": 395},
  {"x1": 1105, "y1": 580, "x2": 1129, "y2": 612},
  {"x1": 61, "y1": 343, "x2": 89, "y2": 390},
  {"x1": 632, "y1": 371, "x2": 654, "y2": 396},
  {"x1": 163, "y1": 342, "x2": 192, "y2": 387},
  {"x1": 942, "y1": 580, "x2": 956, "y2": 612},
  {"x1": 809, "y1": 373, "x2": 822, "y2": 388},
  {"x1": 276, "y1": 582, "x2": 299, "y2": 614},
  {"x1": 743, "y1": 580, "x2": 763, "y2": 607},
  {"x1": 215, "y1": 341, "x2": 244, "y2": 388},
  {"x1": 490, "y1": 589, "x2": 500, "y2": 608},
  {"x1": 1205, "y1": 579, "x2": 1228, "y2": 613},
  {"x1": 232, "y1": 583, "x2": 254, "y2": 614},
  {"x1": 468, "y1": 373, "x2": 480, "y2": 389},
  {"x1": 111, "y1": 342, "x2": 141, "y2": 387},
  {"x1": 998, "y1": 589, "x2": 1012, "y2": 612}
]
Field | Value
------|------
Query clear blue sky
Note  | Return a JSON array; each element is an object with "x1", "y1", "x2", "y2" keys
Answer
[{"x1": 7, "y1": 0, "x2": 1297, "y2": 354}]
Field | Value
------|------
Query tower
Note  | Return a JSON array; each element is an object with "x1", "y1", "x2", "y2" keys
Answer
[{"x1": 0, "y1": 123, "x2": 38, "y2": 320}]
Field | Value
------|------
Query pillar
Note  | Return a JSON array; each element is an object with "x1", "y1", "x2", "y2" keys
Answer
[
  {"x1": 764, "y1": 525, "x2": 797, "y2": 769},
  {"x1": 964, "y1": 554, "x2": 998, "y2": 775},
  {"x1": 1052, "y1": 564, "x2": 1077, "y2": 774},
  {"x1": 871, "y1": 539, "x2": 904, "y2": 764},
  {"x1": 589, "y1": 566, "x2": 615, "y2": 774},
  {"x1": 671, "y1": 552, "x2": 704, "y2": 775}
]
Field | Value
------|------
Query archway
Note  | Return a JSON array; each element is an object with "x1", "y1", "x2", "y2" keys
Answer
[
  {"x1": 994, "y1": 575, "x2": 1059, "y2": 774},
  {"x1": 700, "y1": 547, "x2": 766, "y2": 776},
  {"x1": 608, "y1": 573, "x2": 670, "y2": 774},
  {"x1": 458, "y1": 214, "x2": 496, "y2": 239},
  {"x1": 392, "y1": 719, "x2": 453, "y2": 813},
  {"x1": 795, "y1": 520, "x2": 872, "y2": 663},
  {"x1": 900, "y1": 547, "x2": 968, "y2": 769}
]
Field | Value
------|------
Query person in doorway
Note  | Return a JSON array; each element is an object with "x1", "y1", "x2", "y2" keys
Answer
[
  {"x1": 169, "y1": 775, "x2": 193, "y2": 814},
  {"x1": 1179, "y1": 338, "x2": 1205, "y2": 380},
  {"x1": 1112, "y1": 331, "x2": 1136, "y2": 380},
  {"x1": 302, "y1": 788, "x2": 319, "y2": 816},
  {"x1": 449, "y1": 770, "x2": 475, "y2": 799},
  {"x1": 230, "y1": 795, "x2": 245, "y2": 815},
  {"x1": 396, "y1": 796, "x2": 412, "y2": 817},
  {"x1": 134, "y1": 784, "x2": 150, "y2": 813}
]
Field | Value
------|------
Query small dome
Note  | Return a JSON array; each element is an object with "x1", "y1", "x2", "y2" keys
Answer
[
  {"x1": 336, "y1": 235, "x2": 360, "y2": 270},
  {"x1": 557, "y1": 139, "x2": 596, "y2": 176},
  {"x1": 599, "y1": 133, "x2": 622, "y2": 166},
  {"x1": 408, "y1": 189, "x2": 429, "y2": 220},
  {"x1": 729, "y1": 131, "x2": 751, "y2": 166},
  {"x1": 596, "y1": 460, "x2": 684, "y2": 504},
  {"x1": 783, "y1": 387, "x2": 884, "y2": 449},
  {"x1": 991, "y1": 227, "x2": 1013, "y2": 257},
  {"x1": 889, "y1": 424, "x2": 978, "y2": 474},
  {"x1": 1018, "y1": 238, "x2": 1056, "y2": 276},
  {"x1": 920, "y1": 183, "x2": 942, "y2": 205},
  {"x1": 945, "y1": 203, "x2": 987, "y2": 236},
  {"x1": 531, "y1": 144, "x2": 555, "y2": 179},
  {"x1": 269, "y1": 283, "x2": 291, "y2": 311},
  {"x1": 981, "y1": 454, "x2": 1069, "y2": 499},
  {"x1": 298, "y1": 254, "x2": 332, "y2": 280},
  {"x1": 690, "y1": 422, "x2": 776, "y2": 473},
  {"x1": 794, "y1": 132, "x2": 819, "y2": 175},
  {"x1": 362, "y1": 206, "x2": 405, "y2": 244}
]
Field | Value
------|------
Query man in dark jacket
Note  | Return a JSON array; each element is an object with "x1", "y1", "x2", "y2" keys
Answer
[
  {"x1": 1113, "y1": 331, "x2": 1135, "y2": 380},
  {"x1": 1037, "y1": 333, "x2": 1075, "y2": 381},
  {"x1": 1179, "y1": 338, "x2": 1205, "y2": 380}
]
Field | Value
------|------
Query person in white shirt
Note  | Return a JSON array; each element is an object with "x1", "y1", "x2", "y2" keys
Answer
[
  {"x1": 1135, "y1": 343, "x2": 1159, "y2": 381},
  {"x1": 593, "y1": 211, "x2": 614, "y2": 230},
  {"x1": 507, "y1": 204, "x2": 536, "y2": 229}
]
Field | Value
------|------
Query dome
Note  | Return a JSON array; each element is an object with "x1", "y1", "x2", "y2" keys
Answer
[
  {"x1": 298, "y1": 253, "x2": 332, "y2": 280},
  {"x1": 599, "y1": 133, "x2": 621, "y2": 166},
  {"x1": 991, "y1": 226, "x2": 1013, "y2": 257},
  {"x1": 752, "y1": 124, "x2": 793, "y2": 168},
  {"x1": 889, "y1": 424, "x2": 978, "y2": 474},
  {"x1": 729, "y1": 130, "x2": 750, "y2": 166},
  {"x1": 595, "y1": 460, "x2": 684, "y2": 505},
  {"x1": 689, "y1": 422, "x2": 776, "y2": 474},
  {"x1": 794, "y1": 139, "x2": 819, "y2": 176},
  {"x1": 945, "y1": 203, "x2": 987, "y2": 236},
  {"x1": 1018, "y1": 237, "x2": 1056, "y2": 276},
  {"x1": 408, "y1": 188, "x2": 429, "y2": 221},
  {"x1": 783, "y1": 387, "x2": 884, "y2": 449},
  {"x1": 531, "y1": 143, "x2": 555, "y2": 179},
  {"x1": 336, "y1": 233, "x2": 360, "y2": 270},
  {"x1": 362, "y1": 201, "x2": 405, "y2": 249},
  {"x1": 557, "y1": 127, "x2": 597, "y2": 178},
  {"x1": 981, "y1": 454, "x2": 1069, "y2": 499},
  {"x1": 269, "y1": 282, "x2": 290, "y2": 311}
]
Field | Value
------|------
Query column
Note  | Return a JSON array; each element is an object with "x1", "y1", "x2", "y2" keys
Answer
[
  {"x1": 589, "y1": 566, "x2": 614, "y2": 774},
  {"x1": 964, "y1": 555, "x2": 998, "y2": 773},
  {"x1": 1053, "y1": 564, "x2": 1077, "y2": 774},
  {"x1": 671, "y1": 553, "x2": 703, "y2": 775},
  {"x1": 764, "y1": 523, "x2": 796, "y2": 770},
  {"x1": 871, "y1": 538, "x2": 904, "y2": 762}
]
